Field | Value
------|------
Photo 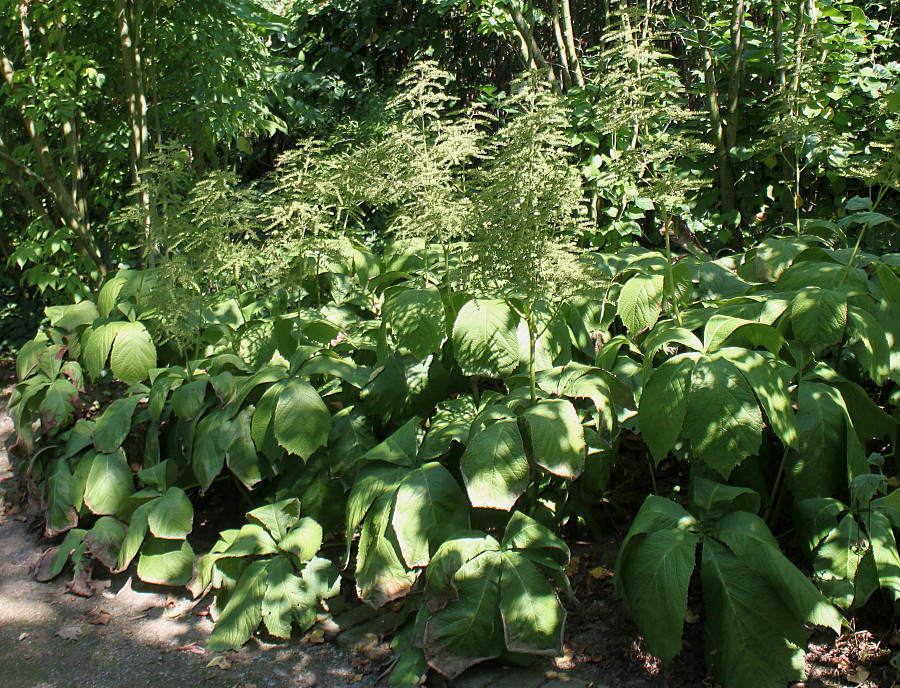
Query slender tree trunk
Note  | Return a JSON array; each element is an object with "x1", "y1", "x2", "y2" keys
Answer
[
  {"x1": 725, "y1": 0, "x2": 745, "y2": 151},
  {"x1": 688, "y1": 0, "x2": 739, "y2": 235},
  {"x1": 507, "y1": 4, "x2": 558, "y2": 87},
  {"x1": 560, "y1": 0, "x2": 585, "y2": 87},
  {"x1": 551, "y1": 0, "x2": 573, "y2": 90}
]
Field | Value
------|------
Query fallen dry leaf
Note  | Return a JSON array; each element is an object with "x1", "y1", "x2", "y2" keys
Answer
[
  {"x1": 348, "y1": 674, "x2": 363, "y2": 684},
  {"x1": 88, "y1": 609, "x2": 111, "y2": 625},
  {"x1": 56, "y1": 626, "x2": 82, "y2": 641},
  {"x1": 684, "y1": 609, "x2": 701, "y2": 624},
  {"x1": 205, "y1": 656, "x2": 231, "y2": 670},
  {"x1": 589, "y1": 566, "x2": 610, "y2": 579},
  {"x1": 308, "y1": 629, "x2": 326, "y2": 644},
  {"x1": 848, "y1": 666, "x2": 870, "y2": 685},
  {"x1": 34, "y1": 548, "x2": 60, "y2": 582},
  {"x1": 18, "y1": 632, "x2": 29, "y2": 641}
]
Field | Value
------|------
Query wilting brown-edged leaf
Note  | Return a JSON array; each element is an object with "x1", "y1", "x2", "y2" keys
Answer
[{"x1": 56, "y1": 626, "x2": 83, "y2": 641}]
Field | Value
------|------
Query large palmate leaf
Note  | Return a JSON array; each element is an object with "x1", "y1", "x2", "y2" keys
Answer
[
  {"x1": 499, "y1": 550, "x2": 565, "y2": 654},
  {"x1": 355, "y1": 494, "x2": 418, "y2": 607},
  {"x1": 273, "y1": 378, "x2": 331, "y2": 459},
  {"x1": 501, "y1": 511, "x2": 569, "y2": 567},
  {"x1": 615, "y1": 497, "x2": 700, "y2": 662},
  {"x1": 359, "y1": 417, "x2": 420, "y2": 467},
  {"x1": 460, "y1": 420, "x2": 529, "y2": 511},
  {"x1": 683, "y1": 354, "x2": 763, "y2": 477},
  {"x1": 392, "y1": 463, "x2": 469, "y2": 568},
  {"x1": 730, "y1": 349, "x2": 797, "y2": 448},
  {"x1": 247, "y1": 499, "x2": 301, "y2": 542},
  {"x1": 110, "y1": 322, "x2": 157, "y2": 385},
  {"x1": 424, "y1": 547, "x2": 505, "y2": 678},
  {"x1": 618, "y1": 273, "x2": 664, "y2": 333},
  {"x1": 701, "y1": 541, "x2": 808, "y2": 688},
  {"x1": 386, "y1": 287, "x2": 446, "y2": 359},
  {"x1": 92, "y1": 395, "x2": 141, "y2": 452},
  {"x1": 452, "y1": 299, "x2": 521, "y2": 378},
  {"x1": 82, "y1": 449, "x2": 133, "y2": 515},
  {"x1": 208, "y1": 559, "x2": 269, "y2": 651},
  {"x1": 260, "y1": 556, "x2": 317, "y2": 638},
  {"x1": 637, "y1": 353, "x2": 697, "y2": 464},
  {"x1": 147, "y1": 487, "x2": 193, "y2": 540},
  {"x1": 787, "y1": 382, "x2": 848, "y2": 500},
  {"x1": 790, "y1": 288, "x2": 847, "y2": 352},
  {"x1": 522, "y1": 399, "x2": 585, "y2": 479},
  {"x1": 137, "y1": 536, "x2": 194, "y2": 586},
  {"x1": 41, "y1": 379, "x2": 79, "y2": 434},
  {"x1": 420, "y1": 397, "x2": 476, "y2": 460},
  {"x1": 83, "y1": 322, "x2": 127, "y2": 380}
]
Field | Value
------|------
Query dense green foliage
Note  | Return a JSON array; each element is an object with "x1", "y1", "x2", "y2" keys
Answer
[{"x1": 4, "y1": 1, "x2": 900, "y2": 687}]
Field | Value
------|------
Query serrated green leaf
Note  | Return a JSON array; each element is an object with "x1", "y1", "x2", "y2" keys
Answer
[
  {"x1": 248, "y1": 498, "x2": 301, "y2": 541},
  {"x1": 92, "y1": 396, "x2": 140, "y2": 452},
  {"x1": 83, "y1": 449, "x2": 133, "y2": 515},
  {"x1": 688, "y1": 477, "x2": 760, "y2": 522},
  {"x1": 84, "y1": 516, "x2": 126, "y2": 570},
  {"x1": 137, "y1": 536, "x2": 194, "y2": 586},
  {"x1": 790, "y1": 288, "x2": 847, "y2": 352},
  {"x1": 755, "y1": 237, "x2": 807, "y2": 282},
  {"x1": 279, "y1": 517, "x2": 323, "y2": 564},
  {"x1": 698, "y1": 261, "x2": 752, "y2": 300},
  {"x1": 701, "y1": 540, "x2": 807, "y2": 688},
  {"x1": 223, "y1": 406, "x2": 262, "y2": 489},
  {"x1": 355, "y1": 494, "x2": 417, "y2": 608},
  {"x1": 452, "y1": 299, "x2": 521, "y2": 378},
  {"x1": 847, "y1": 307, "x2": 891, "y2": 384},
  {"x1": 116, "y1": 500, "x2": 154, "y2": 572},
  {"x1": 423, "y1": 549, "x2": 504, "y2": 678},
  {"x1": 192, "y1": 409, "x2": 227, "y2": 491},
  {"x1": 83, "y1": 322, "x2": 127, "y2": 381},
  {"x1": 637, "y1": 354, "x2": 697, "y2": 464},
  {"x1": 460, "y1": 420, "x2": 529, "y2": 511},
  {"x1": 684, "y1": 355, "x2": 763, "y2": 477},
  {"x1": 711, "y1": 511, "x2": 842, "y2": 633},
  {"x1": 499, "y1": 550, "x2": 565, "y2": 654},
  {"x1": 208, "y1": 559, "x2": 268, "y2": 651},
  {"x1": 273, "y1": 378, "x2": 331, "y2": 459},
  {"x1": 261, "y1": 556, "x2": 315, "y2": 639},
  {"x1": 360, "y1": 417, "x2": 420, "y2": 467},
  {"x1": 392, "y1": 463, "x2": 470, "y2": 568},
  {"x1": 729, "y1": 349, "x2": 798, "y2": 448},
  {"x1": 787, "y1": 382, "x2": 848, "y2": 500},
  {"x1": 501, "y1": 511, "x2": 569, "y2": 568},
  {"x1": 45, "y1": 458, "x2": 77, "y2": 536},
  {"x1": 387, "y1": 287, "x2": 446, "y2": 358},
  {"x1": 618, "y1": 273, "x2": 664, "y2": 333},
  {"x1": 41, "y1": 379, "x2": 78, "y2": 434},
  {"x1": 171, "y1": 378, "x2": 208, "y2": 420},
  {"x1": 523, "y1": 399, "x2": 585, "y2": 479},
  {"x1": 110, "y1": 322, "x2": 156, "y2": 385},
  {"x1": 46, "y1": 301, "x2": 99, "y2": 331},
  {"x1": 302, "y1": 556, "x2": 341, "y2": 600},
  {"x1": 420, "y1": 397, "x2": 476, "y2": 461},
  {"x1": 812, "y1": 514, "x2": 877, "y2": 608},
  {"x1": 147, "y1": 487, "x2": 193, "y2": 539},
  {"x1": 703, "y1": 316, "x2": 785, "y2": 355}
]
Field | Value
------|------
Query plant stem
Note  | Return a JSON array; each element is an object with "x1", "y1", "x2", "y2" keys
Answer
[{"x1": 765, "y1": 445, "x2": 791, "y2": 526}]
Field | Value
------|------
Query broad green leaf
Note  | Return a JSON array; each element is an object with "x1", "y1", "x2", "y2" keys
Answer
[
  {"x1": 16, "y1": 340, "x2": 46, "y2": 380},
  {"x1": 147, "y1": 487, "x2": 193, "y2": 540},
  {"x1": 755, "y1": 237, "x2": 807, "y2": 282},
  {"x1": 83, "y1": 322, "x2": 127, "y2": 381},
  {"x1": 302, "y1": 556, "x2": 341, "y2": 600},
  {"x1": 329, "y1": 406, "x2": 376, "y2": 469},
  {"x1": 420, "y1": 397, "x2": 476, "y2": 460},
  {"x1": 279, "y1": 517, "x2": 323, "y2": 564},
  {"x1": 389, "y1": 648, "x2": 429, "y2": 688},
  {"x1": 247, "y1": 498, "x2": 301, "y2": 541},
  {"x1": 83, "y1": 516, "x2": 126, "y2": 570},
  {"x1": 41, "y1": 379, "x2": 78, "y2": 434},
  {"x1": 617, "y1": 273, "x2": 664, "y2": 333},
  {"x1": 83, "y1": 449, "x2": 133, "y2": 515},
  {"x1": 793, "y1": 498, "x2": 847, "y2": 554},
  {"x1": 110, "y1": 322, "x2": 156, "y2": 385},
  {"x1": 618, "y1": 528, "x2": 700, "y2": 662},
  {"x1": 711, "y1": 511, "x2": 842, "y2": 633},
  {"x1": 523, "y1": 399, "x2": 585, "y2": 479},
  {"x1": 116, "y1": 500, "x2": 154, "y2": 571},
  {"x1": 192, "y1": 410, "x2": 227, "y2": 491},
  {"x1": 355, "y1": 494, "x2": 417, "y2": 608},
  {"x1": 684, "y1": 355, "x2": 763, "y2": 477},
  {"x1": 92, "y1": 396, "x2": 141, "y2": 452},
  {"x1": 207, "y1": 559, "x2": 269, "y2": 651},
  {"x1": 698, "y1": 261, "x2": 751, "y2": 300},
  {"x1": 452, "y1": 299, "x2": 521, "y2": 378},
  {"x1": 137, "y1": 536, "x2": 194, "y2": 586},
  {"x1": 787, "y1": 382, "x2": 848, "y2": 500},
  {"x1": 45, "y1": 459, "x2": 77, "y2": 536},
  {"x1": 392, "y1": 463, "x2": 469, "y2": 568},
  {"x1": 847, "y1": 307, "x2": 891, "y2": 384},
  {"x1": 501, "y1": 511, "x2": 569, "y2": 568},
  {"x1": 637, "y1": 354, "x2": 697, "y2": 464},
  {"x1": 790, "y1": 288, "x2": 847, "y2": 352},
  {"x1": 261, "y1": 556, "x2": 316, "y2": 638},
  {"x1": 148, "y1": 375, "x2": 182, "y2": 422},
  {"x1": 870, "y1": 510, "x2": 900, "y2": 602},
  {"x1": 776, "y1": 261, "x2": 868, "y2": 293},
  {"x1": 250, "y1": 380, "x2": 285, "y2": 461},
  {"x1": 423, "y1": 549, "x2": 505, "y2": 678},
  {"x1": 224, "y1": 406, "x2": 262, "y2": 489},
  {"x1": 701, "y1": 541, "x2": 807, "y2": 688},
  {"x1": 812, "y1": 514, "x2": 877, "y2": 608},
  {"x1": 730, "y1": 349, "x2": 798, "y2": 448},
  {"x1": 228, "y1": 366, "x2": 288, "y2": 419},
  {"x1": 40, "y1": 529, "x2": 87, "y2": 581},
  {"x1": 273, "y1": 378, "x2": 331, "y2": 459},
  {"x1": 171, "y1": 378, "x2": 208, "y2": 420},
  {"x1": 460, "y1": 420, "x2": 529, "y2": 511},
  {"x1": 702, "y1": 316, "x2": 785, "y2": 355},
  {"x1": 219, "y1": 524, "x2": 279, "y2": 558},
  {"x1": 359, "y1": 417, "x2": 420, "y2": 467},
  {"x1": 345, "y1": 463, "x2": 408, "y2": 546},
  {"x1": 63, "y1": 420, "x2": 95, "y2": 459},
  {"x1": 387, "y1": 287, "x2": 446, "y2": 358},
  {"x1": 499, "y1": 550, "x2": 565, "y2": 654},
  {"x1": 688, "y1": 477, "x2": 760, "y2": 523},
  {"x1": 46, "y1": 301, "x2": 99, "y2": 331}
]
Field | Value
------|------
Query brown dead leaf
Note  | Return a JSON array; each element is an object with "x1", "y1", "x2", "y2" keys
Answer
[
  {"x1": 308, "y1": 629, "x2": 326, "y2": 644},
  {"x1": 34, "y1": 548, "x2": 60, "y2": 582},
  {"x1": 88, "y1": 609, "x2": 111, "y2": 625},
  {"x1": 56, "y1": 626, "x2": 83, "y2": 641},
  {"x1": 348, "y1": 674, "x2": 363, "y2": 684},
  {"x1": 66, "y1": 565, "x2": 94, "y2": 597},
  {"x1": 684, "y1": 609, "x2": 701, "y2": 624},
  {"x1": 205, "y1": 656, "x2": 231, "y2": 670},
  {"x1": 18, "y1": 632, "x2": 29, "y2": 641}
]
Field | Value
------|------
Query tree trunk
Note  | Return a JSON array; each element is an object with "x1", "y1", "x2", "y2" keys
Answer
[
  {"x1": 507, "y1": 4, "x2": 558, "y2": 87},
  {"x1": 559, "y1": 0, "x2": 584, "y2": 87},
  {"x1": 725, "y1": 0, "x2": 745, "y2": 151}
]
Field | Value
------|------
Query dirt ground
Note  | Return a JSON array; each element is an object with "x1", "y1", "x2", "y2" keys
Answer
[{"x1": 2, "y1": 369, "x2": 899, "y2": 688}]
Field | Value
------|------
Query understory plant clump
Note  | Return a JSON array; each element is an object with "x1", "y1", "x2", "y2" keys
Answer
[{"x1": 8, "y1": 65, "x2": 900, "y2": 688}]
